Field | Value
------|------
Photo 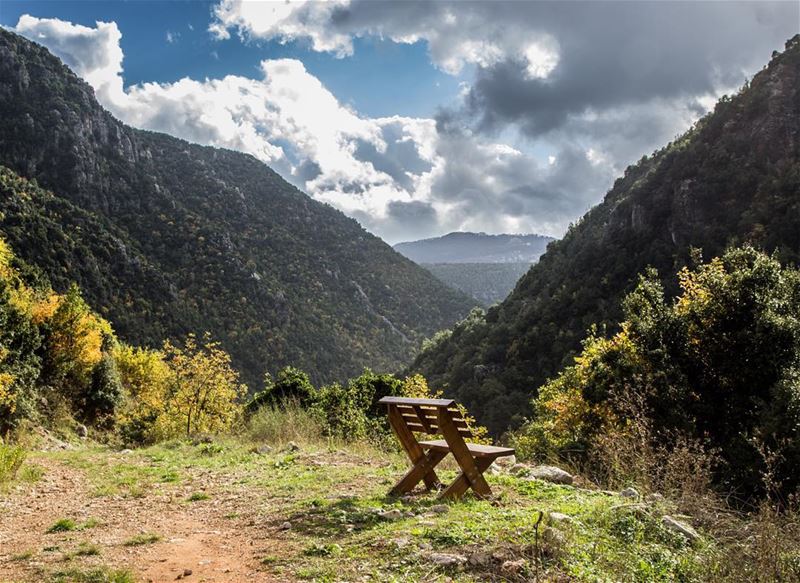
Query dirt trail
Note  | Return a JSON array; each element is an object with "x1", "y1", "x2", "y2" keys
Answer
[{"x1": 0, "y1": 454, "x2": 288, "y2": 582}]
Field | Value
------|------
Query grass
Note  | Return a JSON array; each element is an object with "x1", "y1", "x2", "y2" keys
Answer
[
  {"x1": 50, "y1": 566, "x2": 135, "y2": 583},
  {"x1": 24, "y1": 427, "x2": 729, "y2": 582},
  {"x1": 47, "y1": 518, "x2": 79, "y2": 533},
  {"x1": 0, "y1": 442, "x2": 26, "y2": 488},
  {"x1": 123, "y1": 532, "x2": 161, "y2": 546},
  {"x1": 11, "y1": 549, "x2": 34, "y2": 561},
  {"x1": 46, "y1": 517, "x2": 101, "y2": 533}
]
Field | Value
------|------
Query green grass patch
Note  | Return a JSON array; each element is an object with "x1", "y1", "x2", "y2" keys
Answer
[
  {"x1": 0, "y1": 442, "x2": 26, "y2": 486},
  {"x1": 187, "y1": 491, "x2": 209, "y2": 502},
  {"x1": 11, "y1": 549, "x2": 34, "y2": 561},
  {"x1": 50, "y1": 566, "x2": 135, "y2": 583},
  {"x1": 123, "y1": 532, "x2": 161, "y2": 546},
  {"x1": 47, "y1": 518, "x2": 79, "y2": 533},
  {"x1": 46, "y1": 517, "x2": 100, "y2": 533}
]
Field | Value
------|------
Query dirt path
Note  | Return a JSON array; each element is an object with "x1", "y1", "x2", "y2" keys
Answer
[{"x1": 0, "y1": 453, "x2": 289, "y2": 583}]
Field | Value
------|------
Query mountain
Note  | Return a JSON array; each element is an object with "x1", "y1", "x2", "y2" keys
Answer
[
  {"x1": 394, "y1": 232, "x2": 553, "y2": 263},
  {"x1": 412, "y1": 35, "x2": 800, "y2": 435},
  {"x1": 394, "y1": 232, "x2": 554, "y2": 305},
  {"x1": 422, "y1": 262, "x2": 533, "y2": 306},
  {"x1": 0, "y1": 29, "x2": 477, "y2": 389}
]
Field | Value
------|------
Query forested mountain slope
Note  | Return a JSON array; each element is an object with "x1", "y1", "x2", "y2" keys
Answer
[
  {"x1": 412, "y1": 35, "x2": 800, "y2": 434},
  {"x1": 0, "y1": 29, "x2": 476, "y2": 388},
  {"x1": 423, "y1": 262, "x2": 533, "y2": 306}
]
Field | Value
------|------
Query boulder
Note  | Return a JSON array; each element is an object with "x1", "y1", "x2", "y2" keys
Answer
[
  {"x1": 378, "y1": 509, "x2": 403, "y2": 521},
  {"x1": 500, "y1": 559, "x2": 526, "y2": 576},
  {"x1": 662, "y1": 515, "x2": 700, "y2": 542},
  {"x1": 529, "y1": 465, "x2": 574, "y2": 485},
  {"x1": 548, "y1": 512, "x2": 573, "y2": 525},
  {"x1": 620, "y1": 487, "x2": 640, "y2": 499}
]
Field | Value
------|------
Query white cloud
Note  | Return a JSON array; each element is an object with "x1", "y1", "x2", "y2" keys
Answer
[
  {"x1": 16, "y1": 14, "x2": 591, "y2": 243},
  {"x1": 14, "y1": 3, "x2": 794, "y2": 244},
  {"x1": 14, "y1": 15, "x2": 126, "y2": 106}
]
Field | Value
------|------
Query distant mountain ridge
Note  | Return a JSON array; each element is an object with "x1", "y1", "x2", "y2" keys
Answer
[
  {"x1": 0, "y1": 29, "x2": 477, "y2": 389},
  {"x1": 394, "y1": 232, "x2": 554, "y2": 264},
  {"x1": 412, "y1": 36, "x2": 800, "y2": 434},
  {"x1": 394, "y1": 232, "x2": 554, "y2": 305}
]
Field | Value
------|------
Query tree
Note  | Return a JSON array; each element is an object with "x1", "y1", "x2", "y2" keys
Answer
[
  {"x1": 159, "y1": 334, "x2": 245, "y2": 437},
  {"x1": 514, "y1": 247, "x2": 800, "y2": 497}
]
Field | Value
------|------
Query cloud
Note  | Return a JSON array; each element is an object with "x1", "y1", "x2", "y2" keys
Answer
[
  {"x1": 12, "y1": 3, "x2": 798, "y2": 244},
  {"x1": 13, "y1": 15, "x2": 126, "y2": 106}
]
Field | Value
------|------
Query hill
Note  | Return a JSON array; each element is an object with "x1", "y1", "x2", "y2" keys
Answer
[
  {"x1": 0, "y1": 29, "x2": 476, "y2": 389},
  {"x1": 412, "y1": 35, "x2": 800, "y2": 434},
  {"x1": 394, "y1": 232, "x2": 553, "y2": 264},
  {"x1": 394, "y1": 233, "x2": 554, "y2": 305},
  {"x1": 423, "y1": 262, "x2": 532, "y2": 306}
]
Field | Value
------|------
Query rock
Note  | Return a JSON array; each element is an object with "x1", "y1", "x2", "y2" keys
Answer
[
  {"x1": 285, "y1": 441, "x2": 300, "y2": 452},
  {"x1": 542, "y1": 526, "x2": 566, "y2": 547},
  {"x1": 620, "y1": 487, "x2": 640, "y2": 499},
  {"x1": 646, "y1": 492, "x2": 665, "y2": 503},
  {"x1": 278, "y1": 521, "x2": 292, "y2": 530},
  {"x1": 500, "y1": 559, "x2": 526, "y2": 576},
  {"x1": 662, "y1": 515, "x2": 700, "y2": 542},
  {"x1": 429, "y1": 504, "x2": 449, "y2": 514},
  {"x1": 183, "y1": 569, "x2": 192, "y2": 577},
  {"x1": 511, "y1": 463, "x2": 530, "y2": 475},
  {"x1": 76, "y1": 424, "x2": 88, "y2": 439},
  {"x1": 392, "y1": 537, "x2": 411, "y2": 549},
  {"x1": 487, "y1": 462, "x2": 501, "y2": 475},
  {"x1": 427, "y1": 552, "x2": 467, "y2": 567},
  {"x1": 548, "y1": 512, "x2": 573, "y2": 525},
  {"x1": 254, "y1": 444, "x2": 273, "y2": 455},
  {"x1": 378, "y1": 509, "x2": 403, "y2": 521},
  {"x1": 468, "y1": 551, "x2": 491, "y2": 566},
  {"x1": 120, "y1": 449, "x2": 133, "y2": 455},
  {"x1": 495, "y1": 454, "x2": 517, "y2": 468},
  {"x1": 529, "y1": 465, "x2": 574, "y2": 485}
]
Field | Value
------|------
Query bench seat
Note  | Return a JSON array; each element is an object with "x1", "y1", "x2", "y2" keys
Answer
[{"x1": 419, "y1": 439, "x2": 514, "y2": 459}]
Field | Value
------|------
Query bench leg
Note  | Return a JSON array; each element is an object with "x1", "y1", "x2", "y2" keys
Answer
[
  {"x1": 390, "y1": 450, "x2": 447, "y2": 496},
  {"x1": 439, "y1": 457, "x2": 495, "y2": 500}
]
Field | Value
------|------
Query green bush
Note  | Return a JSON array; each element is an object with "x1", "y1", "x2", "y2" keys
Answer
[
  {"x1": 85, "y1": 345, "x2": 123, "y2": 423},
  {"x1": 0, "y1": 441, "x2": 26, "y2": 484},
  {"x1": 246, "y1": 367, "x2": 315, "y2": 414},
  {"x1": 514, "y1": 247, "x2": 800, "y2": 497}
]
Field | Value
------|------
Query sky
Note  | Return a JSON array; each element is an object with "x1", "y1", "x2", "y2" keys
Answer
[{"x1": 1, "y1": 1, "x2": 798, "y2": 244}]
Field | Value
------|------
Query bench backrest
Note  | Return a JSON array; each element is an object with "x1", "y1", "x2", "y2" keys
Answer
[{"x1": 378, "y1": 396, "x2": 472, "y2": 438}]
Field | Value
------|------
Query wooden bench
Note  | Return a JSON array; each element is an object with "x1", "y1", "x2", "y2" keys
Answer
[{"x1": 379, "y1": 396, "x2": 514, "y2": 500}]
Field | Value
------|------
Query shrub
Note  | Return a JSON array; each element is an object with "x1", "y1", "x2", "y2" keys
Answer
[
  {"x1": 513, "y1": 246, "x2": 800, "y2": 498},
  {"x1": 245, "y1": 367, "x2": 315, "y2": 414},
  {"x1": 85, "y1": 341, "x2": 123, "y2": 424},
  {"x1": 0, "y1": 441, "x2": 25, "y2": 485}
]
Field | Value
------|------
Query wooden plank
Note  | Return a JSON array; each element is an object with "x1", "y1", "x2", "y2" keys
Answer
[
  {"x1": 437, "y1": 408, "x2": 492, "y2": 498},
  {"x1": 419, "y1": 440, "x2": 514, "y2": 458},
  {"x1": 439, "y1": 457, "x2": 495, "y2": 500},
  {"x1": 390, "y1": 450, "x2": 447, "y2": 495},
  {"x1": 379, "y1": 396, "x2": 455, "y2": 407},
  {"x1": 387, "y1": 406, "x2": 441, "y2": 491},
  {"x1": 412, "y1": 404, "x2": 434, "y2": 433},
  {"x1": 400, "y1": 411, "x2": 469, "y2": 430}
]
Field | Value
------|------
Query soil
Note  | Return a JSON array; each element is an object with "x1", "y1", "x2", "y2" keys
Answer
[{"x1": 0, "y1": 453, "x2": 291, "y2": 583}]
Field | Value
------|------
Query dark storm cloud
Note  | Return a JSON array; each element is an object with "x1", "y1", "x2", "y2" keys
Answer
[{"x1": 453, "y1": 1, "x2": 798, "y2": 138}]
